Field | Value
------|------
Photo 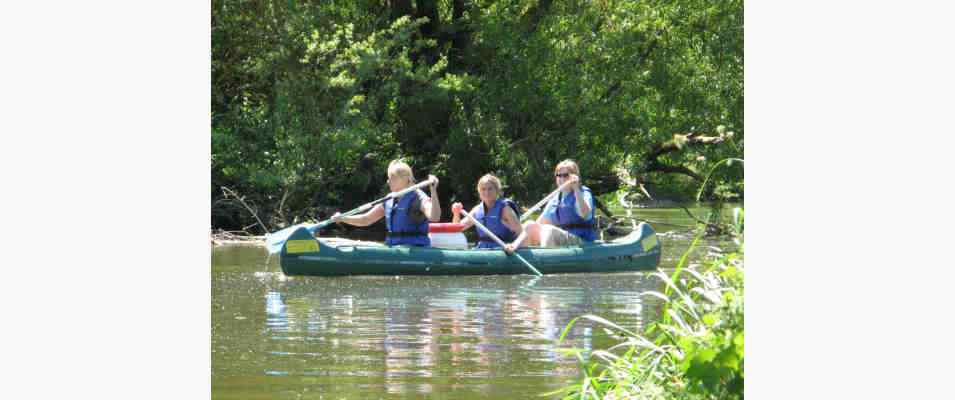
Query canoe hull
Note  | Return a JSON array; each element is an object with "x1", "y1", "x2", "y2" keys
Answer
[{"x1": 280, "y1": 223, "x2": 661, "y2": 276}]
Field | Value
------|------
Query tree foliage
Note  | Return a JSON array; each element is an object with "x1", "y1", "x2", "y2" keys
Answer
[{"x1": 212, "y1": 0, "x2": 743, "y2": 231}]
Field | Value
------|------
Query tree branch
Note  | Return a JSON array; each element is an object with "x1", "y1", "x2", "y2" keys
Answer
[
  {"x1": 221, "y1": 186, "x2": 270, "y2": 234},
  {"x1": 643, "y1": 132, "x2": 729, "y2": 181}
]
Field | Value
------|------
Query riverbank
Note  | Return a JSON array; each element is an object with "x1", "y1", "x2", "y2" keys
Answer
[{"x1": 211, "y1": 231, "x2": 264, "y2": 247}]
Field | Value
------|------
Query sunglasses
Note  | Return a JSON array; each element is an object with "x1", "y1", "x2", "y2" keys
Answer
[{"x1": 554, "y1": 173, "x2": 570, "y2": 178}]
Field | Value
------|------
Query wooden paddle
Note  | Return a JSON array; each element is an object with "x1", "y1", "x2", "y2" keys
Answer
[
  {"x1": 459, "y1": 208, "x2": 543, "y2": 276},
  {"x1": 519, "y1": 180, "x2": 575, "y2": 222},
  {"x1": 265, "y1": 178, "x2": 436, "y2": 254}
]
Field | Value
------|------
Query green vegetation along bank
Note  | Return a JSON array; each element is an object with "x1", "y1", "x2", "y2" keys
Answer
[{"x1": 213, "y1": 0, "x2": 743, "y2": 233}]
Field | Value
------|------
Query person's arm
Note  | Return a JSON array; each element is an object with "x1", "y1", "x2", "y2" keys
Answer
[
  {"x1": 505, "y1": 224, "x2": 529, "y2": 254},
  {"x1": 501, "y1": 205, "x2": 523, "y2": 237},
  {"x1": 333, "y1": 204, "x2": 385, "y2": 227},
  {"x1": 570, "y1": 174, "x2": 592, "y2": 219},
  {"x1": 421, "y1": 174, "x2": 441, "y2": 222},
  {"x1": 574, "y1": 189, "x2": 593, "y2": 219},
  {"x1": 451, "y1": 202, "x2": 475, "y2": 229},
  {"x1": 451, "y1": 202, "x2": 463, "y2": 223}
]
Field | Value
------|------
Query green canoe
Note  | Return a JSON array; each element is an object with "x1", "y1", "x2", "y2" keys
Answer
[{"x1": 279, "y1": 222, "x2": 662, "y2": 276}]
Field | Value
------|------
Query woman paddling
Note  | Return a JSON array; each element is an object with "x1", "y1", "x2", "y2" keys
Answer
[
  {"x1": 504, "y1": 159, "x2": 596, "y2": 252},
  {"x1": 451, "y1": 174, "x2": 523, "y2": 249},
  {"x1": 331, "y1": 160, "x2": 441, "y2": 247}
]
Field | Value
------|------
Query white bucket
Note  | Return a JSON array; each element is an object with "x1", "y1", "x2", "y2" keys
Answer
[{"x1": 429, "y1": 232, "x2": 468, "y2": 249}]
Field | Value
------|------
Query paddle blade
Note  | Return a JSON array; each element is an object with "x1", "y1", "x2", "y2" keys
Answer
[
  {"x1": 266, "y1": 222, "x2": 316, "y2": 254},
  {"x1": 266, "y1": 224, "x2": 303, "y2": 254},
  {"x1": 266, "y1": 220, "x2": 335, "y2": 254}
]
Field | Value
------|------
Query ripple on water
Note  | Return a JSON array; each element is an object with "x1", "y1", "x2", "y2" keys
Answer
[{"x1": 213, "y1": 208, "x2": 737, "y2": 400}]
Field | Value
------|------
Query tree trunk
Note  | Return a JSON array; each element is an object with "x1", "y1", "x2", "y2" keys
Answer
[
  {"x1": 448, "y1": 0, "x2": 471, "y2": 71},
  {"x1": 415, "y1": 0, "x2": 442, "y2": 65}
]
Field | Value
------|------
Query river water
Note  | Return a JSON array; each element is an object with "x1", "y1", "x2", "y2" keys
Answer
[{"x1": 212, "y1": 205, "x2": 738, "y2": 399}]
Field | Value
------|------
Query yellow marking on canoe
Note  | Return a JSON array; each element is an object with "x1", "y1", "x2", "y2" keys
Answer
[
  {"x1": 286, "y1": 240, "x2": 320, "y2": 254},
  {"x1": 641, "y1": 234, "x2": 658, "y2": 252}
]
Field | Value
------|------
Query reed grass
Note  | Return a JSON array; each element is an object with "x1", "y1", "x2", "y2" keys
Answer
[{"x1": 552, "y1": 209, "x2": 744, "y2": 399}]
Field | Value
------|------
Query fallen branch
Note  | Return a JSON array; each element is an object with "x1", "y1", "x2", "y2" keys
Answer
[
  {"x1": 612, "y1": 214, "x2": 692, "y2": 229},
  {"x1": 680, "y1": 206, "x2": 709, "y2": 226},
  {"x1": 211, "y1": 229, "x2": 265, "y2": 246},
  {"x1": 593, "y1": 196, "x2": 615, "y2": 219},
  {"x1": 220, "y1": 186, "x2": 270, "y2": 234},
  {"x1": 276, "y1": 187, "x2": 290, "y2": 226},
  {"x1": 643, "y1": 131, "x2": 731, "y2": 182},
  {"x1": 680, "y1": 206, "x2": 725, "y2": 236}
]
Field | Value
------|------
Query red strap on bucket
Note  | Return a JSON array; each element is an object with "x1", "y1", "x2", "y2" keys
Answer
[{"x1": 428, "y1": 223, "x2": 466, "y2": 233}]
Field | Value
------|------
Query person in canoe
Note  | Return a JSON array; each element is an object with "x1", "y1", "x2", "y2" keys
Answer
[
  {"x1": 504, "y1": 159, "x2": 596, "y2": 252},
  {"x1": 450, "y1": 174, "x2": 523, "y2": 249},
  {"x1": 331, "y1": 159, "x2": 441, "y2": 247}
]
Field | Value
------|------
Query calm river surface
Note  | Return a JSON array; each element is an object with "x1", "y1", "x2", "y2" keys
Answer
[{"x1": 212, "y1": 205, "x2": 738, "y2": 399}]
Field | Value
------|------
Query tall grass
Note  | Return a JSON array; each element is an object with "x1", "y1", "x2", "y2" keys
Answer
[{"x1": 552, "y1": 210, "x2": 744, "y2": 399}]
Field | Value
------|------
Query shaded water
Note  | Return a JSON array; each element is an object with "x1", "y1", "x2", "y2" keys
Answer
[{"x1": 212, "y1": 205, "x2": 738, "y2": 399}]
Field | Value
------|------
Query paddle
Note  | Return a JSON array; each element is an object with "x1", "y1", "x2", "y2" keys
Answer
[
  {"x1": 519, "y1": 180, "x2": 575, "y2": 222},
  {"x1": 459, "y1": 208, "x2": 543, "y2": 277},
  {"x1": 265, "y1": 178, "x2": 437, "y2": 254}
]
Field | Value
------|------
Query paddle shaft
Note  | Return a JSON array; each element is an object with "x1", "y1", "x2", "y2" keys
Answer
[
  {"x1": 459, "y1": 209, "x2": 543, "y2": 276},
  {"x1": 314, "y1": 177, "x2": 437, "y2": 232},
  {"x1": 519, "y1": 180, "x2": 575, "y2": 222},
  {"x1": 266, "y1": 178, "x2": 436, "y2": 254}
]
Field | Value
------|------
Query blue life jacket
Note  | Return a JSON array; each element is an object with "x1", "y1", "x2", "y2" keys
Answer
[
  {"x1": 546, "y1": 185, "x2": 596, "y2": 242},
  {"x1": 473, "y1": 198, "x2": 519, "y2": 249},
  {"x1": 384, "y1": 190, "x2": 430, "y2": 247}
]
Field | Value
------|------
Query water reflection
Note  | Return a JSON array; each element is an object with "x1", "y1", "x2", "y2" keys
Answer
[
  {"x1": 258, "y1": 274, "x2": 661, "y2": 396},
  {"x1": 214, "y1": 205, "x2": 739, "y2": 399}
]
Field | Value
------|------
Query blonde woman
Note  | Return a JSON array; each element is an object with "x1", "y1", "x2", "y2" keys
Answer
[
  {"x1": 504, "y1": 159, "x2": 595, "y2": 252},
  {"x1": 332, "y1": 160, "x2": 441, "y2": 247},
  {"x1": 451, "y1": 174, "x2": 523, "y2": 249}
]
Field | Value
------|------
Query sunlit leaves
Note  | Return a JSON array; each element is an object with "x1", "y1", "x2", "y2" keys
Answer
[
  {"x1": 558, "y1": 217, "x2": 745, "y2": 399},
  {"x1": 213, "y1": 0, "x2": 743, "y2": 231}
]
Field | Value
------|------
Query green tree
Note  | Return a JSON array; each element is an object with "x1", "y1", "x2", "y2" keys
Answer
[{"x1": 212, "y1": 0, "x2": 743, "y2": 231}]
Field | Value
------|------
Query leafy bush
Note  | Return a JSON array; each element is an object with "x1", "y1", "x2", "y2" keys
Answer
[
  {"x1": 212, "y1": 1, "x2": 744, "y2": 231},
  {"x1": 554, "y1": 213, "x2": 744, "y2": 399}
]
